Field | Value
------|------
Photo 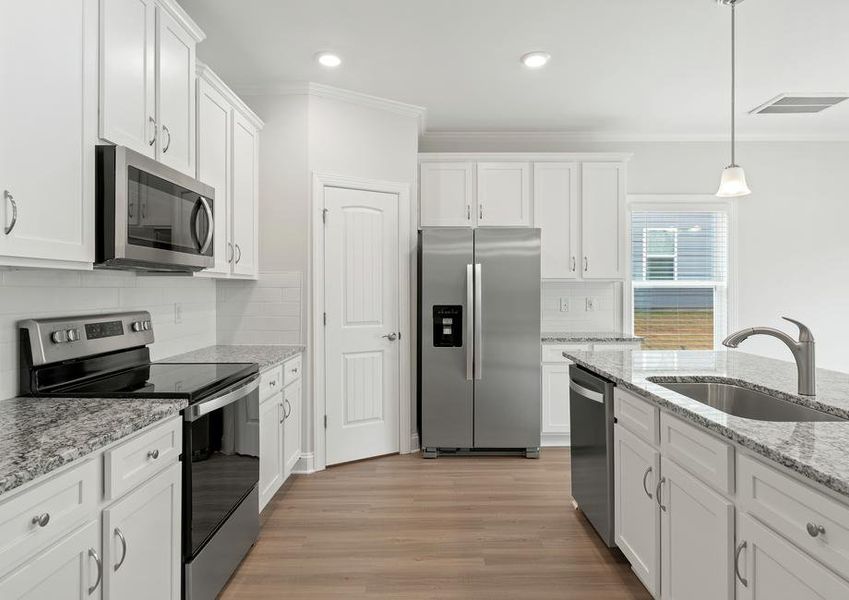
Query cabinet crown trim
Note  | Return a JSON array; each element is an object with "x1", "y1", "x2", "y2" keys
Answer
[
  {"x1": 418, "y1": 152, "x2": 633, "y2": 162},
  {"x1": 197, "y1": 61, "x2": 264, "y2": 129},
  {"x1": 158, "y1": 0, "x2": 206, "y2": 42}
]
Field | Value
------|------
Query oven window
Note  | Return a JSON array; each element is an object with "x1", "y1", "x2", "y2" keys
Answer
[
  {"x1": 186, "y1": 392, "x2": 259, "y2": 558},
  {"x1": 127, "y1": 166, "x2": 212, "y2": 256}
]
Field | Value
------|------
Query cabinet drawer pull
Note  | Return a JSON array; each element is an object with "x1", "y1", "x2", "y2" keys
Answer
[
  {"x1": 642, "y1": 466, "x2": 653, "y2": 499},
  {"x1": 162, "y1": 124, "x2": 171, "y2": 153},
  {"x1": 31, "y1": 512, "x2": 50, "y2": 527},
  {"x1": 734, "y1": 541, "x2": 748, "y2": 587},
  {"x1": 292, "y1": 367, "x2": 299, "y2": 374},
  {"x1": 4, "y1": 190, "x2": 17, "y2": 235},
  {"x1": 114, "y1": 527, "x2": 128, "y2": 571},
  {"x1": 655, "y1": 477, "x2": 666, "y2": 511},
  {"x1": 147, "y1": 449, "x2": 160, "y2": 460},
  {"x1": 89, "y1": 548, "x2": 103, "y2": 594},
  {"x1": 806, "y1": 522, "x2": 826, "y2": 538},
  {"x1": 269, "y1": 380, "x2": 277, "y2": 387}
]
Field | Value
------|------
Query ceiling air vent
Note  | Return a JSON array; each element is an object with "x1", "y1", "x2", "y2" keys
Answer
[{"x1": 750, "y1": 93, "x2": 849, "y2": 115}]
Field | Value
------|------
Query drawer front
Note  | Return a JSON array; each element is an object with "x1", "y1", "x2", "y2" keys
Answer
[
  {"x1": 283, "y1": 354, "x2": 302, "y2": 387},
  {"x1": 614, "y1": 387, "x2": 659, "y2": 446},
  {"x1": 738, "y1": 453, "x2": 849, "y2": 579},
  {"x1": 659, "y1": 413, "x2": 734, "y2": 494},
  {"x1": 104, "y1": 417, "x2": 181, "y2": 501},
  {"x1": 260, "y1": 366, "x2": 283, "y2": 401},
  {"x1": 0, "y1": 458, "x2": 98, "y2": 575},
  {"x1": 542, "y1": 344, "x2": 590, "y2": 363}
]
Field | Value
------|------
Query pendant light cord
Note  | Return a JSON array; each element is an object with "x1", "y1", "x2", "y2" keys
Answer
[{"x1": 731, "y1": 2, "x2": 736, "y2": 166}]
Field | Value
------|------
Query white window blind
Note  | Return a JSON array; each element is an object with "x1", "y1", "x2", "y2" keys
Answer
[{"x1": 631, "y1": 210, "x2": 729, "y2": 350}]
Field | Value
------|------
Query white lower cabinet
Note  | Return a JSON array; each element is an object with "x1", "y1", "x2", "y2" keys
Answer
[
  {"x1": 258, "y1": 392, "x2": 284, "y2": 511},
  {"x1": 660, "y1": 455, "x2": 735, "y2": 600},
  {"x1": 283, "y1": 378, "x2": 302, "y2": 479},
  {"x1": 102, "y1": 462, "x2": 181, "y2": 600},
  {"x1": 541, "y1": 363, "x2": 572, "y2": 446},
  {"x1": 614, "y1": 424, "x2": 660, "y2": 597},
  {"x1": 0, "y1": 520, "x2": 101, "y2": 599},
  {"x1": 736, "y1": 513, "x2": 849, "y2": 600}
]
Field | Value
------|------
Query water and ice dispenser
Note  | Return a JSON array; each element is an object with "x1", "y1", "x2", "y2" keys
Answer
[{"x1": 432, "y1": 305, "x2": 463, "y2": 347}]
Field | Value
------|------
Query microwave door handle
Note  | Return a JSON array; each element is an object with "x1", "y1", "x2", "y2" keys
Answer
[
  {"x1": 198, "y1": 197, "x2": 214, "y2": 254},
  {"x1": 190, "y1": 199, "x2": 203, "y2": 251},
  {"x1": 183, "y1": 375, "x2": 260, "y2": 422}
]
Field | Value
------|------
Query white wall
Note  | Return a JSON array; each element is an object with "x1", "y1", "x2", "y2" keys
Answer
[
  {"x1": 421, "y1": 135, "x2": 849, "y2": 372},
  {"x1": 0, "y1": 269, "x2": 217, "y2": 400}
]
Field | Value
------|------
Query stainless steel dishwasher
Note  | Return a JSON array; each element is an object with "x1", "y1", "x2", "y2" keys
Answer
[{"x1": 569, "y1": 364, "x2": 616, "y2": 547}]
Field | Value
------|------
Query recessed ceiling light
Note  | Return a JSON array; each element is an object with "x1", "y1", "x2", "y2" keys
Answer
[
  {"x1": 521, "y1": 51, "x2": 550, "y2": 69},
  {"x1": 316, "y1": 52, "x2": 342, "y2": 68}
]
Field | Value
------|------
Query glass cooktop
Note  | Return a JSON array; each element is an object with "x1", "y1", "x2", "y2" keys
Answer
[{"x1": 52, "y1": 362, "x2": 258, "y2": 402}]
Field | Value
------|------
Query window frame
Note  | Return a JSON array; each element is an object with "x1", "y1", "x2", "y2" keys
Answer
[
  {"x1": 625, "y1": 195, "x2": 737, "y2": 351},
  {"x1": 642, "y1": 226, "x2": 679, "y2": 280}
]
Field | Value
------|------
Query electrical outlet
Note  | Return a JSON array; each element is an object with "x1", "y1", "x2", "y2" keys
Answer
[
  {"x1": 174, "y1": 302, "x2": 183, "y2": 324},
  {"x1": 585, "y1": 297, "x2": 596, "y2": 312},
  {"x1": 559, "y1": 298, "x2": 570, "y2": 312}
]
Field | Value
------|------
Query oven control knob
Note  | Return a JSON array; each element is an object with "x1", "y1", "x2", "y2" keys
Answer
[
  {"x1": 51, "y1": 330, "x2": 68, "y2": 344},
  {"x1": 131, "y1": 322, "x2": 142, "y2": 332},
  {"x1": 66, "y1": 328, "x2": 79, "y2": 342}
]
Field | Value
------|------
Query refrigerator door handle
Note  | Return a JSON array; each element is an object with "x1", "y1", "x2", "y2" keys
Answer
[
  {"x1": 466, "y1": 264, "x2": 474, "y2": 380},
  {"x1": 474, "y1": 263, "x2": 483, "y2": 380}
]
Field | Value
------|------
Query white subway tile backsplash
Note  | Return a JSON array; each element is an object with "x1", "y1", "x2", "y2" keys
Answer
[
  {"x1": 216, "y1": 271, "x2": 303, "y2": 345},
  {"x1": 0, "y1": 269, "x2": 217, "y2": 400},
  {"x1": 541, "y1": 281, "x2": 622, "y2": 332}
]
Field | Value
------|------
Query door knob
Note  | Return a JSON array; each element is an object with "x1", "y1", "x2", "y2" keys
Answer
[{"x1": 382, "y1": 332, "x2": 398, "y2": 341}]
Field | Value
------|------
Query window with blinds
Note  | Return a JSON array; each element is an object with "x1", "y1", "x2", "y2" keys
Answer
[{"x1": 631, "y1": 209, "x2": 729, "y2": 350}]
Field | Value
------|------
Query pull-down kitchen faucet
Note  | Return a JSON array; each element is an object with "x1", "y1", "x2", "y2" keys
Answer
[{"x1": 722, "y1": 317, "x2": 816, "y2": 396}]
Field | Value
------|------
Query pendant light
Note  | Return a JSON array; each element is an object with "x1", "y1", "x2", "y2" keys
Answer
[{"x1": 716, "y1": 0, "x2": 752, "y2": 197}]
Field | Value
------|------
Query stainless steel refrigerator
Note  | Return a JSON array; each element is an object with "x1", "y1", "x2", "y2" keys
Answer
[{"x1": 419, "y1": 228, "x2": 541, "y2": 458}]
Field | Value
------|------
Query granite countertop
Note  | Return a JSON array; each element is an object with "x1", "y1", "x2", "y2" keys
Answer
[
  {"x1": 542, "y1": 331, "x2": 643, "y2": 344},
  {"x1": 0, "y1": 396, "x2": 186, "y2": 496},
  {"x1": 564, "y1": 349, "x2": 849, "y2": 499},
  {"x1": 163, "y1": 344, "x2": 305, "y2": 372}
]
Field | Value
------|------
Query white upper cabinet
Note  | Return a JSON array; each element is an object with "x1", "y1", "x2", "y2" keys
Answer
[
  {"x1": 100, "y1": 0, "x2": 203, "y2": 177},
  {"x1": 476, "y1": 162, "x2": 531, "y2": 226},
  {"x1": 99, "y1": 0, "x2": 157, "y2": 157},
  {"x1": 0, "y1": 0, "x2": 97, "y2": 268},
  {"x1": 533, "y1": 162, "x2": 578, "y2": 279},
  {"x1": 196, "y1": 74, "x2": 232, "y2": 275},
  {"x1": 419, "y1": 162, "x2": 474, "y2": 227},
  {"x1": 156, "y1": 7, "x2": 195, "y2": 175},
  {"x1": 581, "y1": 162, "x2": 625, "y2": 279},
  {"x1": 231, "y1": 110, "x2": 259, "y2": 277}
]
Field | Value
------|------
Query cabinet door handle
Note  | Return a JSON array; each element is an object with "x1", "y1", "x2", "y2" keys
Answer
[
  {"x1": 583, "y1": 256, "x2": 588, "y2": 272},
  {"x1": 734, "y1": 541, "x2": 748, "y2": 587},
  {"x1": 479, "y1": 204, "x2": 483, "y2": 221},
  {"x1": 114, "y1": 527, "x2": 128, "y2": 571},
  {"x1": 227, "y1": 242, "x2": 234, "y2": 263},
  {"x1": 284, "y1": 398, "x2": 292, "y2": 419},
  {"x1": 88, "y1": 548, "x2": 103, "y2": 594},
  {"x1": 147, "y1": 449, "x2": 160, "y2": 460},
  {"x1": 162, "y1": 124, "x2": 171, "y2": 153},
  {"x1": 235, "y1": 244, "x2": 242, "y2": 264},
  {"x1": 571, "y1": 256, "x2": 576, "y2": 272},
  {"x1": 655, "y1": 477, "x2": 666, "y2": 511},
  {"x1": 148, "y1": 116, "x2": 157, "y2": 146},
  {"x1": 31, "y1": 512, "x2": 50, "y2": 527},
  {"x1": 466, "y1": 205, "x2": 471, "y2": 221},
  {"x1": 806, "y1": 522, "x2": 826, "y2": 537},
  {"x1": 279, "y1": 402, "x2": 285, "y2": 424},
  {"x1": 4, "y1": 190, "x2": 17, "y2": 235},
  {"x1": 642, "y1": 466, "x2": 653, "y2": 499}
]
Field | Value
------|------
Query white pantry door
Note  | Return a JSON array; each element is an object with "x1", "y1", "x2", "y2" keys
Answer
[{"x1": 324, "y1": 186, "x2": 400, "y2": 465}]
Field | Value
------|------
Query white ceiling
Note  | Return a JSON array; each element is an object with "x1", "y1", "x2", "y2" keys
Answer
[{"x1": 180, "y1": 0, "x2": 849, "y2": 139}]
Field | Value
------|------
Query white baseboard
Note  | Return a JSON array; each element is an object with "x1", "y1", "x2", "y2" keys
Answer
[
  {"x1": 292, "y1": 452, "x2": 321, "y2": 474},
  {"x1": 541, "y1": 433, "x2": 571, "y2": 447},
  {"x1": 408, "y1": 432, "x2": 420, "y2": 453}
]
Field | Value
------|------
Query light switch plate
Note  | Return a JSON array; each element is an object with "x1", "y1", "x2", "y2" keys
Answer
[{"x1": 559, "y1": 298, "x2": 570, "y2": 312}]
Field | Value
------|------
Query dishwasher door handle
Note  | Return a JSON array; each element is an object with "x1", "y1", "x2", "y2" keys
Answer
[{"x1": 569, "y1": 380, "x2": 605, "y2": 404}]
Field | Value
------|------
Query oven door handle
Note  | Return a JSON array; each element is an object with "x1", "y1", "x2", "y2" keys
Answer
[{"x1": 184, "y1": 375, "x2": 260, "y2": 422}]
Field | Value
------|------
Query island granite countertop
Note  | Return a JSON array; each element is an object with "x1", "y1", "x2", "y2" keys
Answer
[
  {"x1": 163, "y1": 344, "x2": 305, "y2": 372},
  {"x1": 0, "y1": 395, "x2": 186, "y2": 497},
  {"x1": 542, "y1": 331, "x2": 643, "y2": 344},
  {"x1": 564, "y1": 349, "x2": 849, "y2": 499}
]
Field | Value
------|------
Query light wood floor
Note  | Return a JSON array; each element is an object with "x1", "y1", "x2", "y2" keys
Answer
[{"x1": 221, "y1": 449, "x2": 652, "y2": 599}]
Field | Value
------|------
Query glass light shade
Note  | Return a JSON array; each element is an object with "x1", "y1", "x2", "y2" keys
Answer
[{"x1": 716, "y1": 165, "x2": 751, "y2": 197}]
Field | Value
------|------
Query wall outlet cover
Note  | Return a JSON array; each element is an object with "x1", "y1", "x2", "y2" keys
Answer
[
  {"x1": 559, "y1": 298, "x2": 570, "y2": 312},
  {"x1": 585, "y1": 297, "x2": 596, "y2": 312}
]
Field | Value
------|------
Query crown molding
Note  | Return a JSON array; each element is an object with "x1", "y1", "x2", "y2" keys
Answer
[
  {"x1": 419, "y1": 130, "x2": 849, "y2": 143},
  {"x1": 234, "y1": 82, "x2": 428, "y2": 133},
  {"x1": 197, "y1": 61, "x2": 264, "y2": 129},
  {"x1": 158, "y1": 0, "x2": 205, "y2": 42}
]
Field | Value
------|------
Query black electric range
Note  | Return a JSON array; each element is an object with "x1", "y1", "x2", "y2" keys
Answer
[{"x1": 19, "y1": 311, "x2": 261, "y2": 600}]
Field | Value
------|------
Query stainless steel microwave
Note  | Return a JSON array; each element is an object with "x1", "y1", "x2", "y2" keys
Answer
[{"x1": 96, "y1": 145, "x2": 215, "y2": 272}]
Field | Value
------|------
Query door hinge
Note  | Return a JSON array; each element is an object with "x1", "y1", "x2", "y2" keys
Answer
[
  {"x1": 322, "y1": 208, "x2": 328, "y2": 224},
  {"x1": 323, "y1": 312, "x2": 327, "y2": 326},
  {"x1": 324, "y1": 415, "x2": 327, "y2": 429}
]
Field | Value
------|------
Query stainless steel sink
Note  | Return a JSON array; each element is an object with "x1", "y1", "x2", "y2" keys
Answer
[{"x1": 647, "y1": 379, "x2": 844, "y2": 422}]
